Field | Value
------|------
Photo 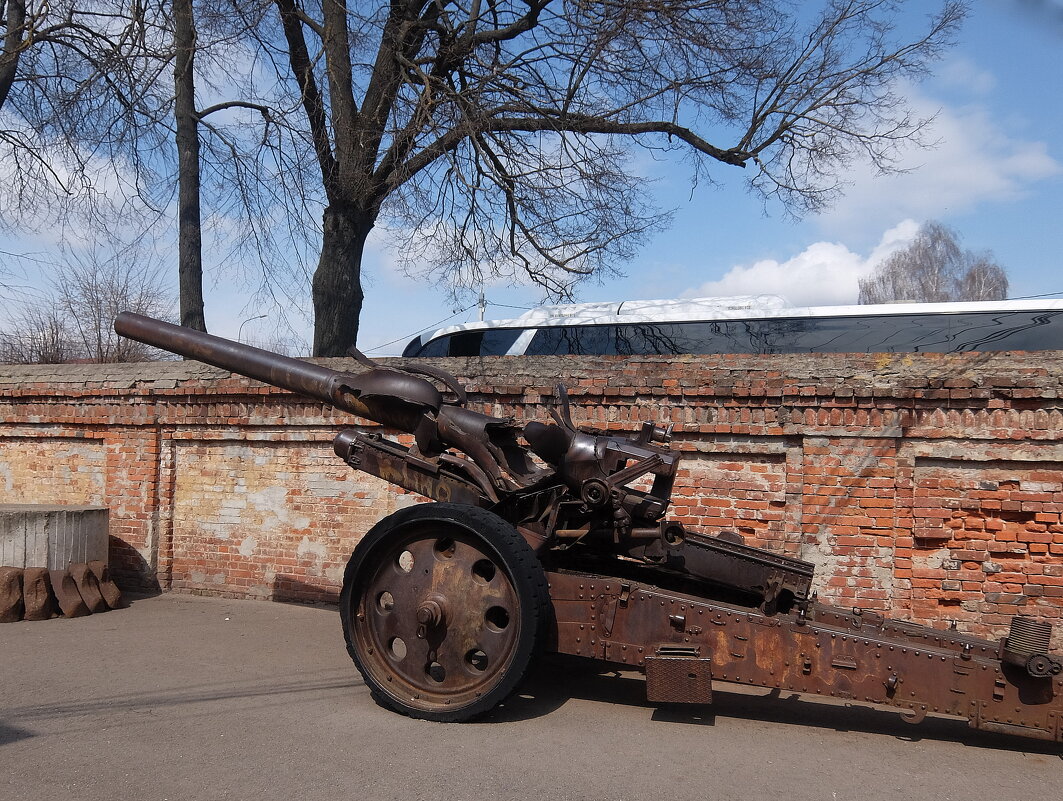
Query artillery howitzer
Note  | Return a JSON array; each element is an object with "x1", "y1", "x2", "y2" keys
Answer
[{"x1": 115, "y1": 312, "x2": 1063, "y2": 742}]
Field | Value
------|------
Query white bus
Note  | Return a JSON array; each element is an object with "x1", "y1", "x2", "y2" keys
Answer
[{"x1": 402, "y1": 296, "x2": 1063, "y2": 357}]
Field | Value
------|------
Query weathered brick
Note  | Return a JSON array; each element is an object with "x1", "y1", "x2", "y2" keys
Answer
[{"x1": 3, "y1": 350, "x2": 1063, "y2": 647}]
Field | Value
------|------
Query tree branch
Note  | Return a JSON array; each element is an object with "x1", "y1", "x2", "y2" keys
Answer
[
  {"x1": 196, "y1": 100, "x2": 274, "y2": 122},
  {"x1": 274, "y1": 0, "x2": 338, "y2": 196}
]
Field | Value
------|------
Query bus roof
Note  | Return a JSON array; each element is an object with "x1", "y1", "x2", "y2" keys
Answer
[{"x1": 408, "y1": 296, "x2": 1063, "y2": 351}]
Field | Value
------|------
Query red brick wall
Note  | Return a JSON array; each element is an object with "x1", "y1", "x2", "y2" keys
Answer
[{"x1": 2, "y1": 351, "x2": 1062, "y2": 647}]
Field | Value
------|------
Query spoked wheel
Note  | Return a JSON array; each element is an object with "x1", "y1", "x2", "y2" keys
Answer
[{"x1": 340, "y1": 503, "x2": 549, "y2": 721}]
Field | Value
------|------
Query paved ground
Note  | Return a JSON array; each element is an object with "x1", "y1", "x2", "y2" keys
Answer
[{"x1": 1, "y1": 593, "x2": 1059, "y2": 800}]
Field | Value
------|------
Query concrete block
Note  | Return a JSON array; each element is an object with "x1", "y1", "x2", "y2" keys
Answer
[{"x1": 0, "y1": 505, "x2": 108, "y2": 569}]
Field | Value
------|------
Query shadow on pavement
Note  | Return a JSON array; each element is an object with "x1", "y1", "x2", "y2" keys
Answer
[
  {"x1": 0, "y1": 721, "x2": 36, "y2": 746},
  {"x1": 1, "y1": 673, "x2": 360, "y2": 726},
  {"x1": 270, "y1": 575, "x2": 341, "y2": 606}
]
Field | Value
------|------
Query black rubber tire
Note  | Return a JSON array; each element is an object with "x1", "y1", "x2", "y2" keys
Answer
[{"x1": 340, "y1": 502, "x2": 549, "y2": 722}]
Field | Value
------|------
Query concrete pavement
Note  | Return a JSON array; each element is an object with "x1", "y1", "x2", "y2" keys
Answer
[{"x1": 1, "y1": 593, "x2": 1059, "y2": 800}]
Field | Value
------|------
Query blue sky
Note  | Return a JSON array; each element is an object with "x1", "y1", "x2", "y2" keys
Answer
[
  {"x1": 3, "y1": 1, "x2": 1062, "y2": 355},
  {"x1": 355, "y1": 0, "x2": 1063, "y2": 353}
]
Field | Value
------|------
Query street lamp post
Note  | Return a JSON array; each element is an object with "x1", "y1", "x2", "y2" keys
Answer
[{"x1": 237, "y1": 314, "x2": 267, "y2": 342}]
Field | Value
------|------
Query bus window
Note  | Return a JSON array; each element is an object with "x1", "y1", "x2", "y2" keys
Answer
[
  {"x1": 406, "y1": 302, "x2": 1063, "y2": 358},
  {"x1": 410, "y1": 328, "x2": 523, "y2": 357},
  {"x1": 408, "y1": 336, "x2": 449, "y2": 357},
  {"x1": 946, "y1": 311, "x2": 1063, "y2": 351},
  {"x1": 521, "y1": 311, "x2": 1063, "y2": 356}
]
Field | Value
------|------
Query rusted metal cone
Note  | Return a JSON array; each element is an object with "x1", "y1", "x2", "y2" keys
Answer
[
  {"x1": 87, "y1": 560, "x2": 126, "y2": 609},
  {"x1": 69, "y1": 562, "x2": 108, "y2": 614},
  {"x1": 22, "y1": 567, "x2": 58, "y2": 621},
  {"x1": 0, "y1": 566, "x2": 24, "y2": 622},
  {"x1": 49, "y1": 569, "x2": 90, "y2": 618}
]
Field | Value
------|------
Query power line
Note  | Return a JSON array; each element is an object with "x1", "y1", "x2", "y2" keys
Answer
[
  {"x1": 362, "y1": 297, "x2": 538, "y2": 355},
  {"x1": 362, "y1": 303, "x2": 478, "y2": 354},
  {"x1": 0, "y1": 249, "x2": 60, "y2": 269},
  {"x1": 1007, "y1": 290, "x2": 1063, "y2": 300}
]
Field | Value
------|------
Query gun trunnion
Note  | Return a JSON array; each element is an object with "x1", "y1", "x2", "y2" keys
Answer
[{"x1": 115, "y1": 312, "x2": 1063, "y2": 742}]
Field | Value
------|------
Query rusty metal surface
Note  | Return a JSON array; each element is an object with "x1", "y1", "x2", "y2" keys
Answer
[
  {"x1": 340, "y1": 503, "x2": 548, "y2": 721},
  {"x1": 629, "y1": 525, "x2": 814, "y2": 611},
  {"x1": 69, "y1": 563, "x2": 108, "y2": 614},
  {"x1": 546, "y1": 570, "x2": 1063, "y2": 741},
  {"x1": 49, "y1": 568, "x2": 89, "y2": 618},
  {"x1": 334, "y1": 431, "x2": 491, "y2": 507},
  {"x1": 116, "y1": 313, "x2": 1063, "y2": 744},
  {"x1": 114, "y1": 312, "x2": 444, "y2": 433},
  {"x1": 645, "y1": 653, "x2": 714, "y2": 704},
  {"x1": 21, "y1": 567, "x2": 57, "y2": 620},
  {"x1": 88, "y1": 560, "x2": 126, "y2": 609},
  {"x1": 0, "y1": 566, "x2": 23, "y2": 622},
  {"x1": 350, "y1": 530, "x2": 522, "y2": 710}
]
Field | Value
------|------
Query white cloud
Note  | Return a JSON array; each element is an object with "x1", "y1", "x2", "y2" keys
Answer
[
  {"x1": 680, "y1": 220, "x2": 919, "y2": 307},
  {"x1": 817, "y1": 87, "x2": 1060, "y2": 235},
  {"x1": 936, "y1": 58, "x2": 998, "y2": 96}
]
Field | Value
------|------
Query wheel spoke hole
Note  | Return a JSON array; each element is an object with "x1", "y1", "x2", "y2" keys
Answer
[
  {"x1": 427, "y1": 661, "x2": 446, "y2": 682},
  {"x1": 388, "y1": 637, "x2": 407, "y2": 661},
  {"x1": 397, "y1": 550, "x2": 414, "y2": 573},
  {"x1": 377, "y1": 591, "x2": 395, "y2": 612},
  {"x1": 465, "y1": 648, "x2": 489, "y2": 672},
  {"x1": 472, "y1": 559, "x2": 496, "y2": 584},
  {"x1": 434, "y1": 537, "x2": 456, "y2": 559},
  {"x1": 485, "y1": 606, "x2": 510, "y2": 631}
]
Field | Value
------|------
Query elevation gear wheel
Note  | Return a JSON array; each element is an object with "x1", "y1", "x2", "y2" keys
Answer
[{"x1": 340, "y1": 502, "x2": 549, "y2": 721}]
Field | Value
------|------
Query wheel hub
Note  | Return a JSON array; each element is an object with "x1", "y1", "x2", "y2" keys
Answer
[{"x1": 416, "y1": 595, "x2": 447, "y2": 638}]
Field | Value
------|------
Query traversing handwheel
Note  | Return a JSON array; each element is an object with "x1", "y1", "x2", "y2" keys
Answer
[{"x1": 340, "y1": 503, "x2": 549, "y2": 721}]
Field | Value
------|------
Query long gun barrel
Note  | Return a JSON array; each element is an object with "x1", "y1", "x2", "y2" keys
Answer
[
  {"x1": 114, "y1": 312, "x2": 442, "y2": 434},
  {"x1": 114, "y1": 311, "x2": 544, "y2": 496}
]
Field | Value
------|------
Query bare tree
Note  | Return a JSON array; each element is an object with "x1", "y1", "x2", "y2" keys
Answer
[
  {"x1": 957, "y1": 257, "x2": 1010, "y2": 301},
  {"x1": 257, "y1": 0, "x2": 966, "y2": 355},
  {"x1": 172, "y1": 0, "x2": 290, "y2": 333},
  {"x1": 858, "y1": 221, "x2": 1009, "y2": 304},
  {"x1": 174, "y1": 0, "x2": 209, "y2": 333},
  {"x1": 1, "y1": 2, "x2": 172, "y2": 229},
  {"x1": 5, "y1": 1, "x2": 971, "y2": 354},
  {"x1": 1, "y1": 247, "x2": 177, "y2": 363},
  {"x1": 158, "y1": 0, "x2": 321, "y2": 336},
  {"x1": 3, "y1": 1, "x2": 291, "y2": 335},
  {"x1": 0, "y1": 303, "x2": 74, "y2": 364}
]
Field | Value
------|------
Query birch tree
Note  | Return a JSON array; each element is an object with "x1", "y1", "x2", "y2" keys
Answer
[{"x1": 858, "y1": 221, "x2": 1008, "y2": 303}]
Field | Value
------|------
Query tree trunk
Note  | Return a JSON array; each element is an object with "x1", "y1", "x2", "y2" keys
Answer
[
  {"x1": 0, "y1": 0, "x2": 27, "y2": 111},
  {"x1": 174, "y1": 0, "x2": 207, "y2": 332},
  {"x1": 312, "y1": 205, "x2": 371, "y2": 356}
]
